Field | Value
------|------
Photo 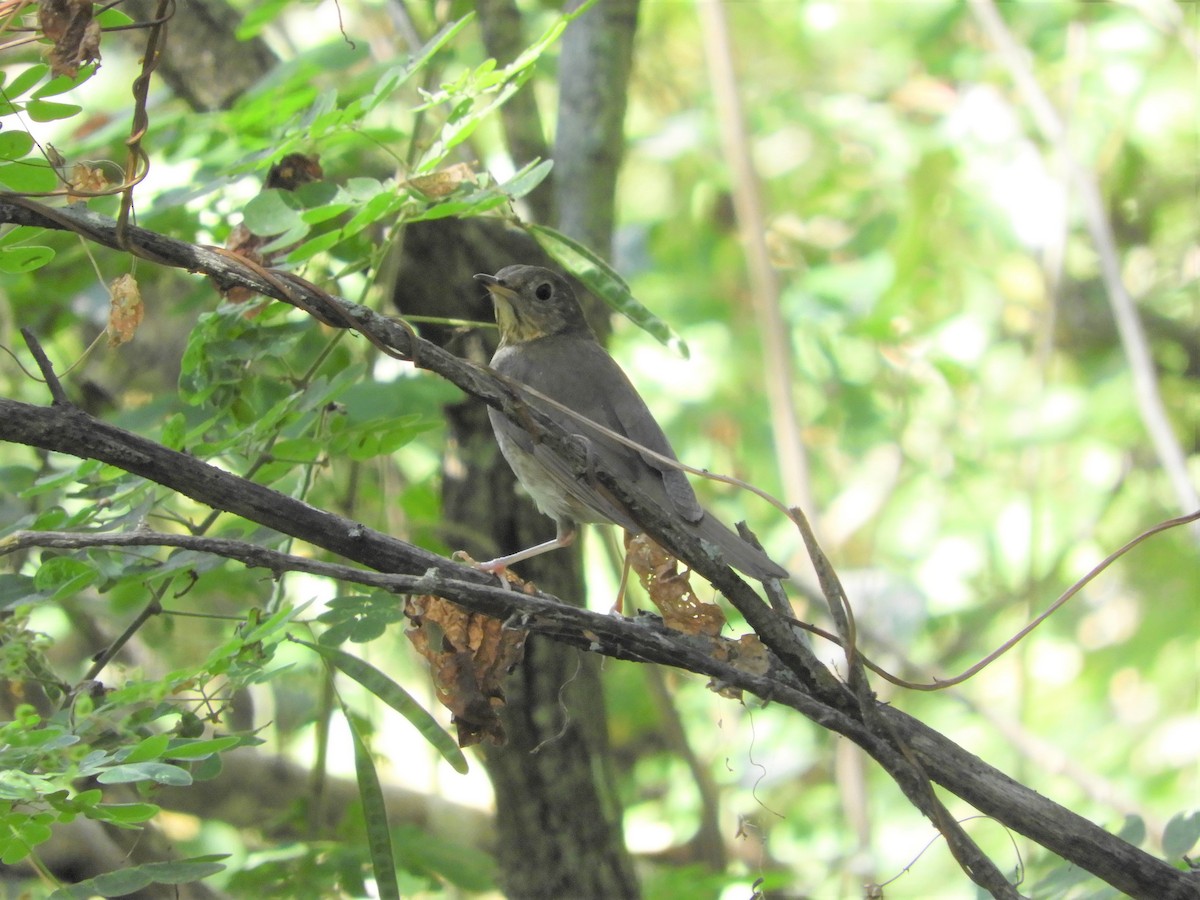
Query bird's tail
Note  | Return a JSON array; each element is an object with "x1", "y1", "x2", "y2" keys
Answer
[{"x1": 692, "y1": 513, "x2": 788, "y2": 581}]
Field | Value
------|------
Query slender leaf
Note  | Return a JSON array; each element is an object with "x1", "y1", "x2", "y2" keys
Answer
[
  {"x1": 500, "y1": 158, "x2": 553, "y2": 200},
  {"x1": 341, "y1": 700, "x2": 400, "y2": 900},
  {"x1": 292, "y1": 638, "x2": 468, "y2": 774},
  {"x1": 165, "y1": 735, "x2": 241, "y2": 760},
  {"x1": 120, "y1": 733, "x2": 171, "y2": 764},
  {"x1": 527, "y1": 224, "x2": 688, "y2": 356},
  {"x1": 364, "y1": 14, "x2": 475, "y2": 114},
  {"x1": 3, "y1": 65, "x2": 48, "y2": 101},
  {"x1": 48, "y1": 855, "x2": 228, "y2": 899}
]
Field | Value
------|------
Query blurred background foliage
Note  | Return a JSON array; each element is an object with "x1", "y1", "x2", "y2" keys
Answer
[{"x1": 0, "y1": 0, "x2": 1197, "y2": 897}]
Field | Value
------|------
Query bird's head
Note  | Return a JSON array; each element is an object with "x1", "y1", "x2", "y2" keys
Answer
[{"x1": 475, "y1": 265, "x2": 592, "y2": 346}]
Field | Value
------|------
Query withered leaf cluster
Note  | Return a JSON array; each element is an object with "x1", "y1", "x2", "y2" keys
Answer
[
  {"x1": 404, "y1": 594, "x2": 527, "y2": 747},
  {"x1": 38, "y1": 0, "x2": 101, "y2": 78}
]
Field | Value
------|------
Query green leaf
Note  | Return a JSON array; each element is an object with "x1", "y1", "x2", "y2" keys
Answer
[
  {"x1": 0, "y1": 130, "x2": 35, "y2": 160},
  {"x1": 243, "y1": 188, "x2": 305, "y2": 235},
  {"x1": 164, "y1": 735, "x2": 240, "y2": 760},
  {"x1": 363, "y1": 15, "x2": 475, "y2": 115},
  {"x1": 3, "y1": 65, "x2": 48, "y2": 101},
  {"x1": 500, "y1": 158, "x2": 553, "y2": 200},
  {"x1": 48, "y1": 855, "x2": 229, "y2": 899},
  {"x1": 96, "y1": 762, "x2": 193, "y2": 786},
  {"x1": 293, "y1": 638, "x2": 468, "y2": 774},
  {"x1": 160, "y1": 413, "x2": 186, "y2": 450},
  {"x1": 120, "y1": 733, "x2": 172, "y2": 764},
  {"x1": 299, "y1": 201, "x2": 352, "y2": 226},
  {"x1": 93, "y1": 803, "x2": 159, "y2": 825},
  {"x1": 339, "y1": 189, "x2": 404, "y2": 239},
  {"x1": 285, "y1": 229, "x2": 343, "y2": 264},
  {"x1": 95, "y1": 7, "x2": 135, "y2": 28},
  {"x1": 235, "y1": 0, "x2": 292, "y2": 38},
  {"x1": 33, "y1": 557, "x2": 100, "y2": 602},
  {"x1": 0, "y1": 160, "x2": 60, "y2": 192},
  {"x1": 0, "y1": 244, "x2": 55, "y2": 273},
  {"x1": 344, "y1": 176, "x2": 386, "y2": 202},
  {"x1": 26, "y1": 100, "x2": 81, "y2": 122},
  {"x1": 342, "y1": 701, "x2": 400, "y2": 900},
  {"x1": 407, "y1": 194, "x2": 508, "y2": 222},
  {"x1": 527, "y1": 224, "x2": 688, "y2": 356},
  {"x1": 32, "y1": 65, "x2": 97, "y2": 98},
  {"x1": 1163, "y1": 811, "x2": 1200, "y2": 858},
  {"x1": 391, "y1": 824, "x2": 497, "y2": 891},
  {"x1": 331, "y1": 413, "x2": 435, "y2": 461}
]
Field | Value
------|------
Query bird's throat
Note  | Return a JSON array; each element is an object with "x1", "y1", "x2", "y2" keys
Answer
[{"x1": 494, "y1": 298, "x2": 549, "y2": 345}]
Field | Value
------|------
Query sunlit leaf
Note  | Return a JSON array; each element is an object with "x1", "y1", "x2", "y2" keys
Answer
[
  {"x1": 293, "y1": 638, "x2": 468, "y2": 774},
  {"x1": 0, "y1": 160, "x2": 60, "y2": 192},
  {"x1": 527, "y1": 224, "x2": 688, "y2": 356},
  {"x1": 96, "y1": 762, "x2": 193, "y2": 786},
  {"x1": 26, "y1": 100, "x2": 81, "y2": 122}
]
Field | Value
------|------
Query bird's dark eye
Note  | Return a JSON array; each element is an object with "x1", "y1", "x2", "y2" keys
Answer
[{"x1": 535, "y1": 282, "x2": 552, "y2": 301}]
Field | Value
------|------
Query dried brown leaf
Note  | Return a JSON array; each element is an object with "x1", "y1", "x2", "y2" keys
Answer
[
  {"x1": 404, "y1": 594, "x2": 527, "y2": 747},
  {"x1": 106, "y1": 273, "x2": 142, "y2": 347},
  {"x1": 39, "y1": 0, "x2": 101, "y2": 78},
  {"x1": 626, "y1": 533, "x2": 726, "y2": 636},
  {"x1": 66, "y1": 162, "x2": 108, "y2": 200},
  {"x1": 265, "y1": 153, "x2": 323, "y2": 191},
  {"x1": 405, "y1": 162, "x2": 477, "y2": 198}
]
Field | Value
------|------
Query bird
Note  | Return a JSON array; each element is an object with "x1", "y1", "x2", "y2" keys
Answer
[{"x1": 474, "y1": 264, "x2": 787, "y2": 581}]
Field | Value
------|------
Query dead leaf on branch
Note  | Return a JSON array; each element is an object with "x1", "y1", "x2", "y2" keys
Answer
[
  {"x1": 39, "y1": 0, "x2": 101, "y2": 78},
  {"x1": 66, "y1": 161, "x2": 109, "y2": 200},
  {"x1": 265, "y1": 153, "x2": 325, "y2": 191},
  {"x1": 708, "y1": 634, "x2": 771, "y2": 699},
  {"x1": 106, "y1": 273, "x2": 142, "y2": 347},
  {"x1": 404, "y1": 593, "x2": 527, "y2": 747},
  {"x1": 221, "y1": 153, "x2": 324, "y2": 305},
  {"x1": 625, "y1": 532, "x2": 726, "y2": 636},
  {"x1": 404, "y1": 162, "x2": 477, "y2": 198}
]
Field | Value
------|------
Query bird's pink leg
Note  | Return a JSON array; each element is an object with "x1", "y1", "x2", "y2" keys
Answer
[{"x1": 476, "y1": 523, "x2": 578, "y2": 573}]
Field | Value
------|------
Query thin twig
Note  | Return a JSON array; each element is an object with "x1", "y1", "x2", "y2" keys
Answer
[
  {"x1": 115, "y1": 0, "x2": 174, "y2": 246},
  {"x1": 698, "y1": 0, "x2": 813, "y2": 527},
  {"x1": 19, "y1": 328, "x2": 68, "y2": 405}
]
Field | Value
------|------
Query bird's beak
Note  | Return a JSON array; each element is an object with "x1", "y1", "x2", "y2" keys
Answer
[{"x1": 474, "y1": 273, "x2": 517, "y2": 300}]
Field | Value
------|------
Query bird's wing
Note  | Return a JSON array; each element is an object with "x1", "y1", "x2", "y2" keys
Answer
[
  {"x1": 599, "y1": 358, "x2": 705, "y2": 524},
  {"x1": 489, "y1": 340, "x2": 640, "y2": 530},
  {"x1": 495, "y1": 337, "x2": 704, "y2": 524}
]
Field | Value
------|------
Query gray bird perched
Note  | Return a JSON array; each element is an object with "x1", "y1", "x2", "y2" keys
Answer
[{"x1": 474, "y1": 265, "x2": 786, "y2": 581}]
